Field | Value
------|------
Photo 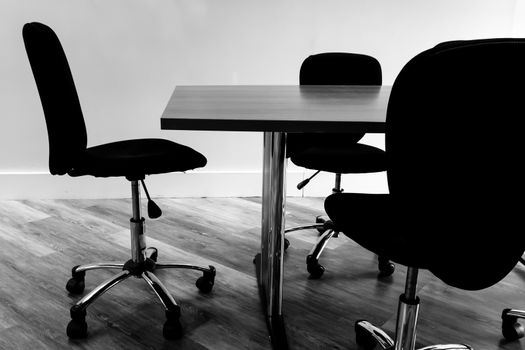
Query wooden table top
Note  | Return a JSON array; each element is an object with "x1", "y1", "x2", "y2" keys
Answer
[{"x1": 161, "y1": 85, "x2": 390, "y2": 133}]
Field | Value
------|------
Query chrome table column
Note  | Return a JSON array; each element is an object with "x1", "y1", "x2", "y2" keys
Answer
[{"x1": 255, "y1": 131, "x2": 288, "y2": 349}]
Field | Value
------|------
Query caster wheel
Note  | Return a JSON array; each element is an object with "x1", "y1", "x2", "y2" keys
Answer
[
  {"x1": 163, "y1": 319, "x2": 183, "y2": 339},
  {"x1": 284, "y1": 238, "x2": 290, "y2": 251},
  {"x1": 196, "y1": 266, "x2": 216, "y2": 293},
  {"x1": 378, "y1": 257, "x2": 395, "y2": 277},
  {"x1": 502, "y1": 309, "x2": 525, "y2": 341},
  {"x1": 66, "y1": 319, "x2": 88, "y2": 339},
  {"x1": 315, "y1": 216, "x2": 328, "y2": 234},
  {"x1": 306, "y1": 255, "x2": 325, "y2": 279},
  {"x1": 355, "y1": 321, "x2": 378, "y2": 350},
  {"x1": 147, "y1": 247, "x2": 158, "y2": 262},
  {"x1": 66, "y1": 266, "x2": 85, "y2": 294},
  {"x1": 307, "y1": 262, "x2": 325, "y2": 279}
]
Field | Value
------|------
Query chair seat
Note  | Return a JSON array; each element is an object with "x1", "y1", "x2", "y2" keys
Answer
[
  {"x1": 325, "y1": 192, "x2": 525, "y2": 290},
  {"x1": 324, "y1": 193, "x2": 431, "y2": 269},
  {"x1": 68, "y1": 138, "x2": 207, "y2": 180},
  {"x1": 290, "y1": 143, "x2": 386, "y2": 173}
]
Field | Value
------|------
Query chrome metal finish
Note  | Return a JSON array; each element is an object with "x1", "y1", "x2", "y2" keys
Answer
[
  {"x1": 356, "y1": 320, "x2": 395, "y2": 349},
  {"x1": 258, "y1": 131, "x2": 288, "y2": 348},
  {"x1": 404, "y1": 267, "x2": 419, "y2": 301},
  {"x1": 142, "y1": 270, "x2": 179, "y2": 311},
  {"x1": 418, "y1": 345, "x2": 472, "y2": 350},
  {"x1": 73, "y1": 270, "x2": 131, "y2": 311},
  {"x1": 155, "y1": 263, "x2": 212, "y2": 273},
  {"x1": 284, "y1": 223, "x2": 325, "y2": 234},
  {"x1": 308, "y1": 229, "x2": 337, "y2": 261},
  {"x1": 74, "y1": 263, "x2": 125, "y2": 273},
  {"x1": 394, "y1": 295, "x2": 420, "y2": 350},
  {"x1": 504, "y1": 309, "x2": 525, "y2": 318},
  {"x1": 131, "y1": 180, "x2": 141, "y2": 220},
  {"x1": 131, "y1": 180, "x2": 146, "y2": 264}
]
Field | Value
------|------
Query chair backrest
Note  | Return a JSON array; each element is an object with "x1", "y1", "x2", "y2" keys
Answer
[
  {"x1": 287, "y1": 52, "x2": 382, "y2": 156},
  {"x1": 299, "y1": 52, "x2": 382, "y2": 86},
  {"x1": 386, "y1": 39, "x2": 525, "y2": 290},
  {"x1": 23, "y1": 22, "x2": 87, "y2": 175}
]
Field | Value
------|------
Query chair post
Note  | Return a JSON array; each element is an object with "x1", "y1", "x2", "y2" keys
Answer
[
  {"x1": 130, "y1": 180, "x2": 146, "y2": 264},
  {"x1": 332, "y1": 173, "x2": 343, "y2": 193},
  {"x1": 394, "y1": 267, "x2": 420, "y2": 350}
]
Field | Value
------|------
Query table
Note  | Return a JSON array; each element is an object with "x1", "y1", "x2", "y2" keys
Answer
[{"x1": 161, "y1": 85, "x2": 390, "y2": 349}]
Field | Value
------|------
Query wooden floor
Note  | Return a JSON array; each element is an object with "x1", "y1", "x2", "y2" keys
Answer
[{"x1": 0, "y1": 196, "x2": 523, "y2": 350}]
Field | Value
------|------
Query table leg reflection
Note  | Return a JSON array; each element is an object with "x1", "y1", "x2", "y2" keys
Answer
[{"x1": 255, "y1": 131, "x2": 288, "y2": 349}]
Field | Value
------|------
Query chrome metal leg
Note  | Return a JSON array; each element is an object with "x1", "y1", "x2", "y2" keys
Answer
[
  {"x1": 284, "y1": 223, "x2": 325, "y2": 234},
  {"x1": 355, "y1": 320, "x2": 395, "y2": 349},
  {"x1": 308, "y1": 229, "x2": 337, "y2": 261},
  {"x1": 256, "y1": 131, "x2": 288, "y2": 349},
  {"x1": 72, "y1": 270, "x2": 132, "y2": 311},
  {"x1": 418, "y1": 345, "x2": 472, "y2": 350},
  {"x1": 142, "y1": 270, "x2": 180, "y2": 312},
  {"x1": 155, "y1": 263, "x2": 213, "y2": 274},
  {"x1": 504, "y1": 309, "x2": 525, "y2": 319},
  {"x1": 73, "y1": 262, "x2": 125, "y2": 274}
]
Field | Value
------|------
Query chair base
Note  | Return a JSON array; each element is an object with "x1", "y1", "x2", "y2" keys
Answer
[
  {"x1": 355, "y1": 268, "x2": 472, "y2": 350},
  {"x1": 355, "y1": 319, "x2": 472, "y2": 350},
  {"x1": 65, "y1": 180, "x2": 215, "y2": 339},
  {"x1": 66, "y1": 247, "x2": 216, "y2": 339},
  {"x1": 286, "y1": 215, "x2": 395, "y2": 279}
]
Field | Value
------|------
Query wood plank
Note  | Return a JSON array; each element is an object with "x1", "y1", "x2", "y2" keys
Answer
[{"x1": 0, "y1": 197, "x2": 523, "y2": 349}]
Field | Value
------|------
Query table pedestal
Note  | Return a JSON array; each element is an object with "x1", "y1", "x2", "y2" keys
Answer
[{"x1": 255, "y1": 131, "x2": 288, "y2": 349}]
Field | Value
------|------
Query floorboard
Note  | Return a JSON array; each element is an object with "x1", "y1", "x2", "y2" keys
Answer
[{"x1": 0, "y1": 197, "x2": 523, "y2": 349}]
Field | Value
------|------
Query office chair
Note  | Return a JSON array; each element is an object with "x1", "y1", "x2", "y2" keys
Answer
[
  {"x1": 324, "y1": 38, "x2": 525, "y2": 349},
  {"x1": 285, "y1": 52, "x2": 394, "y2": 278},
  {"x1": 23, "y1": 22, "x2": 216, "y2": 340}
]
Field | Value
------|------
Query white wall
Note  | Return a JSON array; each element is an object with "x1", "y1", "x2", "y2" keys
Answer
[{"x1": 0, "y1": 0, "x2": 520, "y2": 199}]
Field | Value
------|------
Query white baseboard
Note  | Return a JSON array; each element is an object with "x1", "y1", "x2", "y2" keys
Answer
[
  {"x1": 0, "y1": 170, "x2": 387, "y2": 199},
  {"x1": 0, "y1": 171, "x2": 301, "y2": 199}
]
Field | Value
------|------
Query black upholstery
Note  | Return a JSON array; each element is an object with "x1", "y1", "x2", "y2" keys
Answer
[
  {"x1": 68, "y1": 138, "x2": 206, "y2": 180},
  {"x1": 23, "y1": 22, "x2": 206, "y2": 180},
  {"x1": 23, "y1": 22, "x2": 213, "y2": 340},
  {"x1": 284, "y1": 52, "x2": 392, "y2": 279},
  {"x1": 23, "y1": 22, "x2": 87, "y2": 175},
  {"x1": 287, "y1": 52, "x2": 386, "y2": 173},
  {"x1": 324, "y1": 38, "x2": 525, "y2": 349},
  {"x1": 290, "y1": 143, "x2": 386, "y2": 174},
  {"x1": 325, "y1": 38, "x2": 525, "y2": 291}
]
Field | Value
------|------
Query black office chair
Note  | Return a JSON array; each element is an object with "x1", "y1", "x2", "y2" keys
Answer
[
  {"x1": 23, "y1": 22, "x2": 216, "y2": 340},
  {"x1": 325, "y1": 39, "x2": 525, "y2": 349},
  {"x1": 285, "y1": 52, "x2": 394, "y2": 278}
]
